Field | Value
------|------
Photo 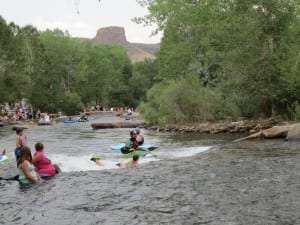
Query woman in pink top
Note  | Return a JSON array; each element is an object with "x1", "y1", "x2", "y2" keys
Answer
[{"x1": 33, "y1": 142, "x2": 59, "y2": 177}]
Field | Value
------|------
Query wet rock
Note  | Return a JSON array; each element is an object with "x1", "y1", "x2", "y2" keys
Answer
[
  {"x1": 261, "y1": 125, "x2": 290, "y2": 138},
  {"x1": 286, "y1": 123, "x2": 300, "y2": 141}
]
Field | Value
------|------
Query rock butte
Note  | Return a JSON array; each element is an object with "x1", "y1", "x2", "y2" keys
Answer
[{"x1": 76, "y1": 26, "x2": 160, "y2": 62}]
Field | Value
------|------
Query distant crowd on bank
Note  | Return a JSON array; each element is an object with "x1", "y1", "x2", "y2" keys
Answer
[
  {"x1": 85, "y1": 105, "x2": 136, "y2": 115},
  {"x1": 0, "y1": 102, "x2": 33, "y2": 122},
  {"x1": 0, "y1": 102, "x2": 46, "y2": 123},
  {"x1": 0, "y1": 102, "x2": 137, "y2": 124}
]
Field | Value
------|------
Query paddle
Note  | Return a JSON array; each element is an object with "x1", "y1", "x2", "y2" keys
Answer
[{"x1": 0, "y1": 175, "x2": 19, "y2": 181}]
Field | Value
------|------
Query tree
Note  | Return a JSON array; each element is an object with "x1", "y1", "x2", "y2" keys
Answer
[{"x1": 137, "y1": 0, "x2": 300, "y2": 121}]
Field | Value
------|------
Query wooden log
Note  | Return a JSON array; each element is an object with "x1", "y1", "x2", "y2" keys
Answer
[
  {"x1": 232, "y1": 131, "x2": 262, "y2": 142},
  {"x1": 233, "y1": 124, "x2": 296, "y2": 142},
  {"x1": 12, "y1": 126, "x2": 29, "y2": 131},
  {"x1": 91, "y1": 121, "x2": 145, "y2": 130},
  {"x1": 38, "y1": 122, "x2": 51, "y2": 126}
]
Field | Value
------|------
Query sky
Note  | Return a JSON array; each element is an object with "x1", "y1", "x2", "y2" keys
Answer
[{"x1": 0, "y1": 0, "x2": 161, "y2": 43}]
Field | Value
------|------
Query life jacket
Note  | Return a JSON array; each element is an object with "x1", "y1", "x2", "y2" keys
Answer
[{"x1": 136, "y1": 134, "x2": 144, "y2": 145}]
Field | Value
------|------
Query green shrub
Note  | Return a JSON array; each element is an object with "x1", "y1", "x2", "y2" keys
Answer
[
  {"x1": 60, "y1": 92, "x2": 84, "y2": 116},
  {"x1": 293, "y1": 102, "x2": 300, "y2": 122},
  {"x1": 140, "y1": 75, "x2": 240, "y2": 124}
]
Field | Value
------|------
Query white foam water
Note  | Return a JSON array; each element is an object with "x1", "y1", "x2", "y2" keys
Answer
[
  {"x1": 155, "y1": 146, "x2": 212, "y2": 159},
  {"x1": 49, "y1": 146, "x2": 213, "y2": 172}
]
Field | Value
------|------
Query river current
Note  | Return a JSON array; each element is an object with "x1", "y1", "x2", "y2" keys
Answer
[{"x1": 0, "y1": 113, "x2": 299, "y2": 225}]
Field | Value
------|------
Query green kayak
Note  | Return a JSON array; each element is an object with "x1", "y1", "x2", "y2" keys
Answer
[{"x1": 123, "y1": 150, "x2": 149, "y2": 158}]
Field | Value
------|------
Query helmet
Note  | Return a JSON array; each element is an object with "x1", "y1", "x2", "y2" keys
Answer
[{"x1": 135, "y1": 127, "x2": 140, "y2": 134}]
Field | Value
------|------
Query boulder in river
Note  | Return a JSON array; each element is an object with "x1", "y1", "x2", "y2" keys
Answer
[
  {"x1": 285, "y1": 123, "x2": 300, "y2": 141},
  {"x1": 261, "y1": 125, "x2": 290, "y2": 138}
]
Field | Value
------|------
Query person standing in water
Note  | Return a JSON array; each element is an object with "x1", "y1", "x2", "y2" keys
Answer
[{"x1": 15, "y1": 128, "x2": 27, "y2": 162}]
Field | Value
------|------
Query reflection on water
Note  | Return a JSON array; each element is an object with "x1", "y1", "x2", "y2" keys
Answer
[{"x1": 0, "y1": 113, "x2": 299, "y2": 225}]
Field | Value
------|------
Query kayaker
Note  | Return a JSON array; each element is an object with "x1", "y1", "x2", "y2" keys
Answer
[
  {"x1": 18, "y1": 146, "x2": 43, "y2": 184},
  {"x1": 117, "y1": 155, "x2": 139, "y2": 168},
  {"x1": 79, "y1": 114, "x2": 88, "y2": 122},
  {"x1": 33, "y1": 142, "x2": 60, "y2": 177},
  {"x1": 121, "y1": 130, "x2": 138, "y2": 154},
  {"x1": 135, "y1": 127, "x2": 144, "y2": 146}
]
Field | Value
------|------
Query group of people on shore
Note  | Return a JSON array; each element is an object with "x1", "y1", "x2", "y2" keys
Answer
[
  {"x1": 0, "y1": 103, "x2": 33, "y2": 122},
  {"x1": 14, "y1": 128, "x2": 60, "y2": 184}
]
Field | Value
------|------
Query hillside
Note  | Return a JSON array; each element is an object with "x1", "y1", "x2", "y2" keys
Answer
[{"x1": 78, "y1": 26, "x2": 160, "y2": 62}]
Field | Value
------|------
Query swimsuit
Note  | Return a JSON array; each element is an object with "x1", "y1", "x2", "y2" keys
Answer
[{"x1": 18, "y1": 162, "x2": 38, "y2": 184}]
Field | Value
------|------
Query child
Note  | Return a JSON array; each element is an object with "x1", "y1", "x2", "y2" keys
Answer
[
  {"x1": 33, "y1": 142, "x2": 60, "y2": 177},
  {"x1": 15, "y1": 128, "x2": 24, "y2": 162}
]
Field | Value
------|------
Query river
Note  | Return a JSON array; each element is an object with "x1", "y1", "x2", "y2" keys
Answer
[{"x1": 0, "y1": 113, "x2": 299, "y2": 225}]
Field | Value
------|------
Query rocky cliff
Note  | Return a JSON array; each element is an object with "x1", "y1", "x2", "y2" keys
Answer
[{"x1": 80, "y1": 26, "x2": 160, "y2": 62}]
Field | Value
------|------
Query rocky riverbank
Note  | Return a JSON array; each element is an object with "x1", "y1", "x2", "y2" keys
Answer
[{"x1": 144, "y1": 117, "x2": 289, "y2": 134}]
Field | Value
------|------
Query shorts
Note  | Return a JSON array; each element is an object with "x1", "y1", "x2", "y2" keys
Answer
[{"x1": 15, "y1": 148, "x2": 22, "y2": 162}]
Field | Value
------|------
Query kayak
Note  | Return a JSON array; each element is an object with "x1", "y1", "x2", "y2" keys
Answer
[
  {"x1": 0, "y1": 155, "x2": 8, "y2": 163},
  {"x1": 122, "y1": 150, "x2": 149, "y2": 158},
  {"x1": 110, "y1": 143, "x2": 157, "y2": 151},
  {"x1": 64, "y1": 119, "x2": 89, "y2": 124},
  {"x1": 63, "y1": 120, "x2": 78, "y2": 124},
  {"x1": 77, "y1": 119, "x2": 89, "y2": 122}
]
